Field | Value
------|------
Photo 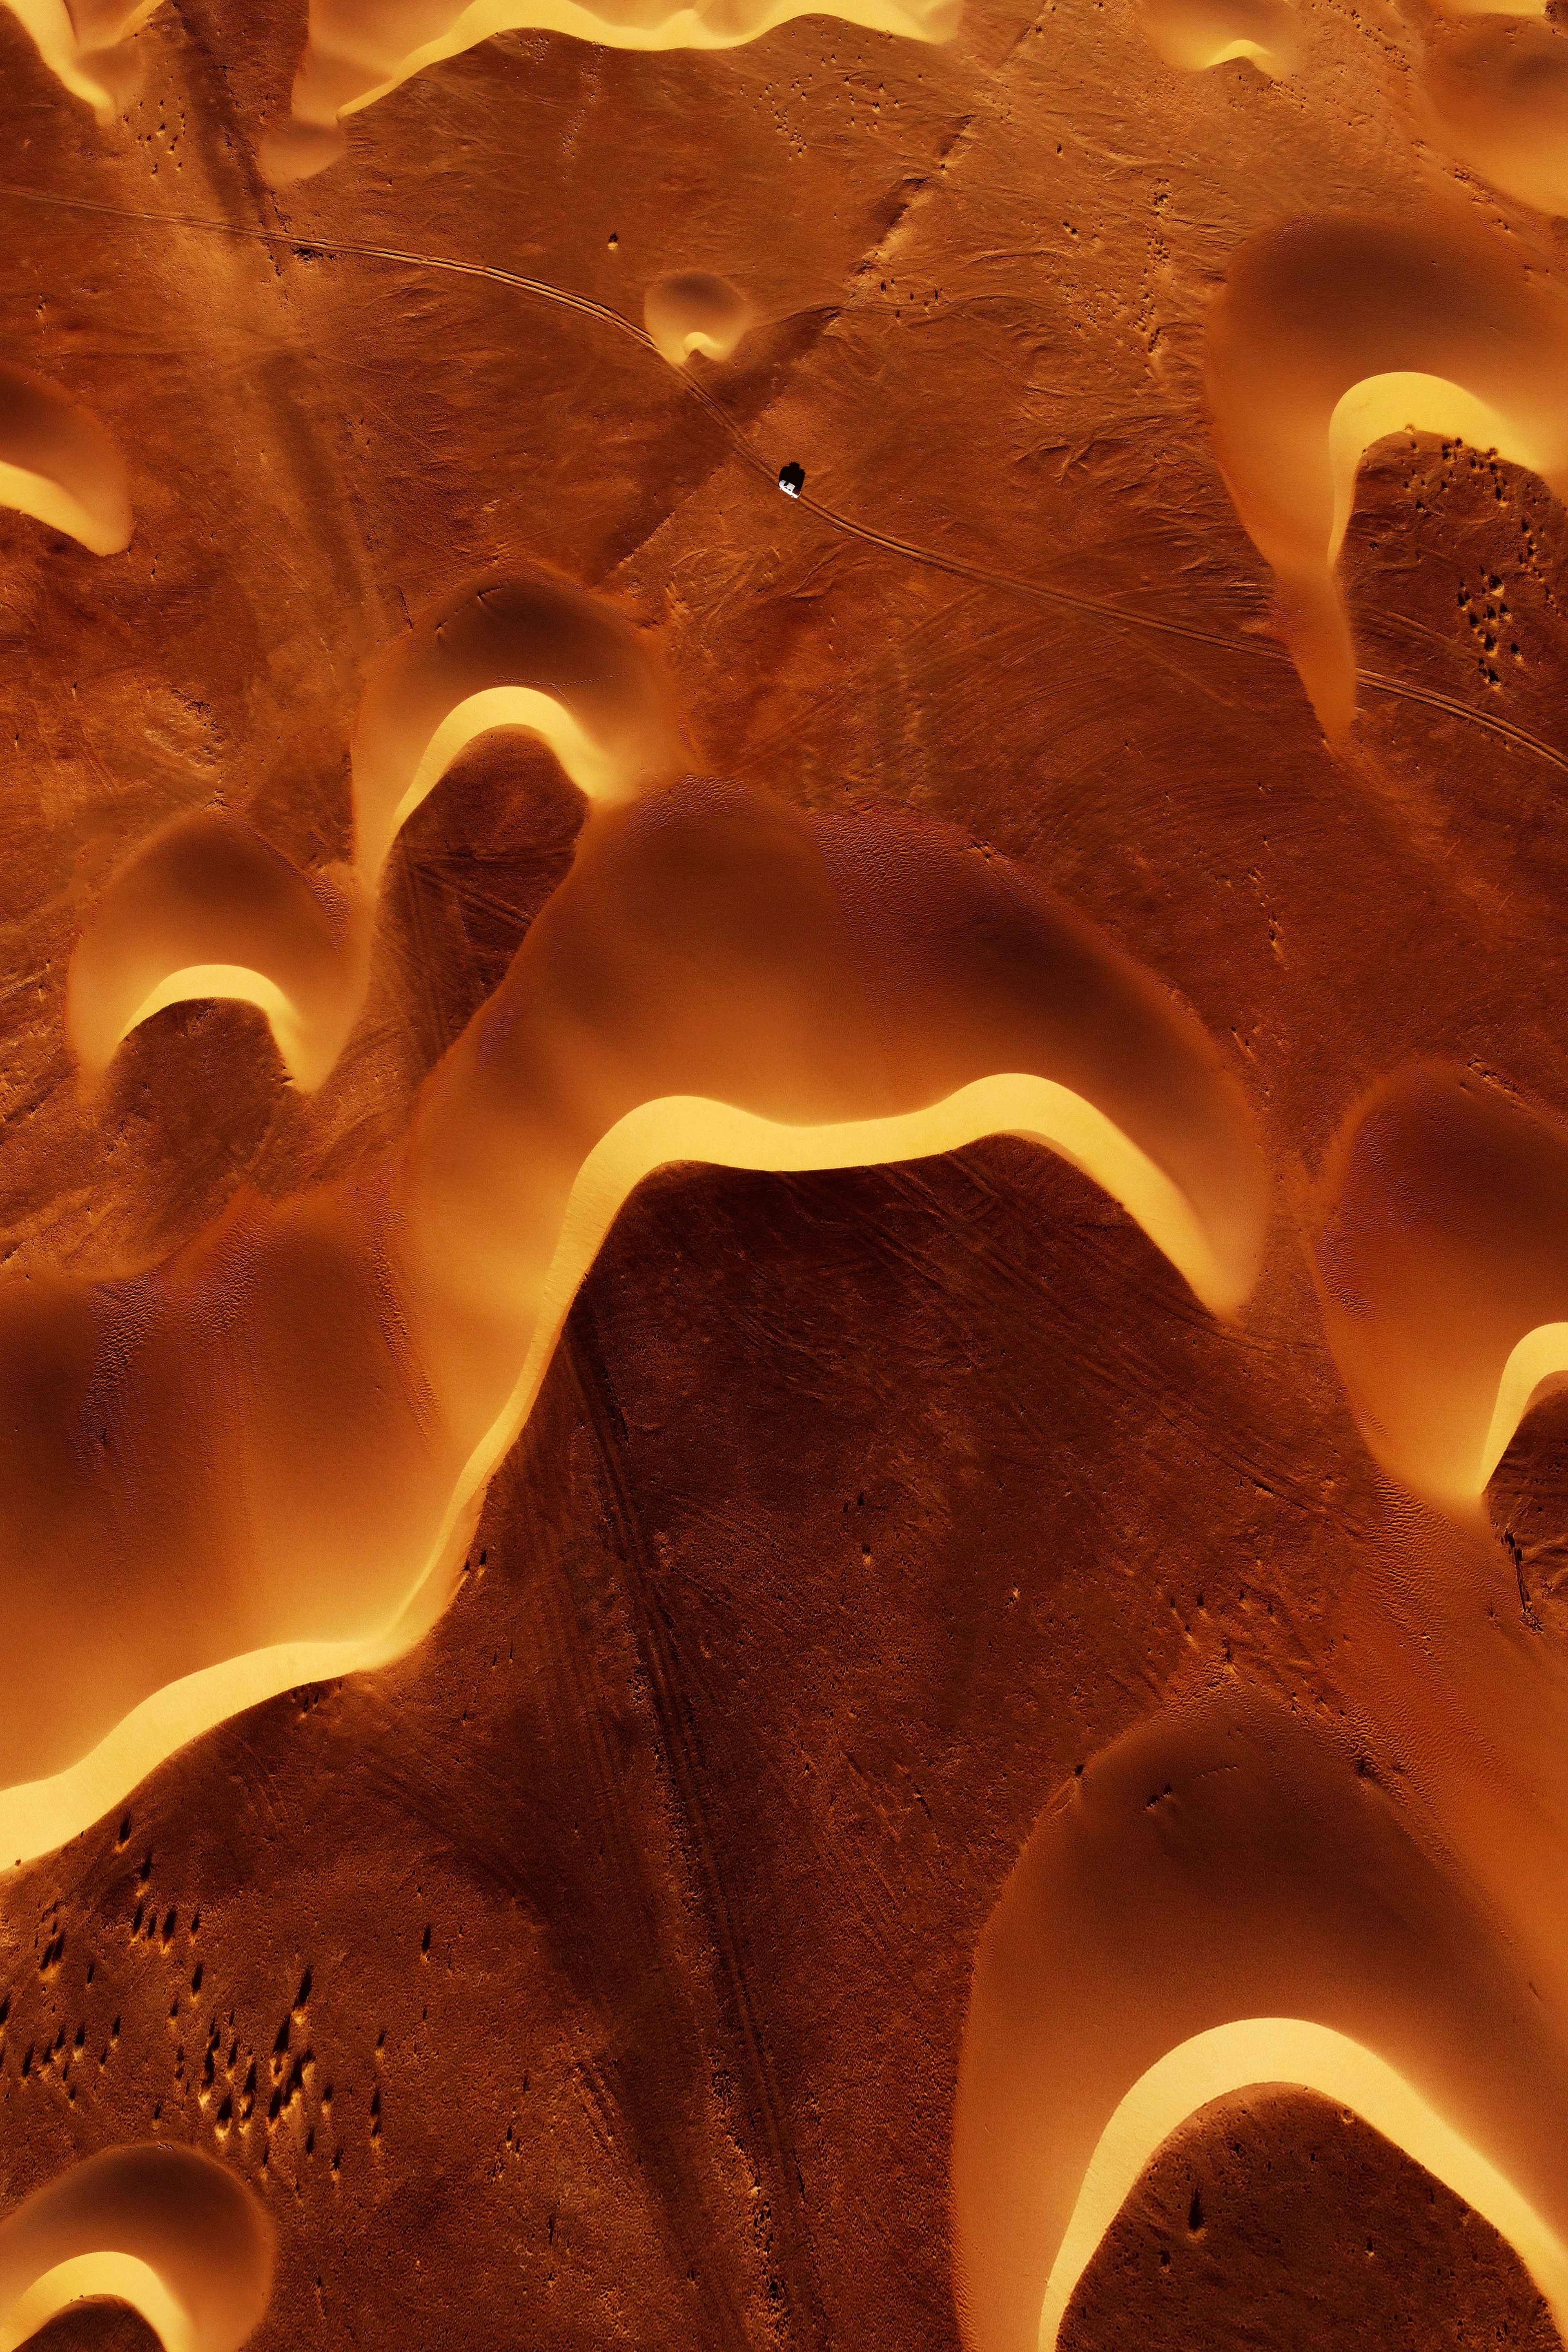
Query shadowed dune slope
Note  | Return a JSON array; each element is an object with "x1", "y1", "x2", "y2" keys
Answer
[
  {"x1": 643, "y1": 272, "x2": 752, "y2": 367},
  {"x1": 67, "y1": 568, "x2": 684, "y2": 1095},
  {"x1": 1060, "y1": 2086, "x2": 1561, "y2": 2352},
  {"x1": 952, "y1": 1693, "x2": 1568, "y2": 2352},
  {"x1": 1203, "y1": 215, "x2": 1568, "y2": 735},
  {"x1": 0, "y1": 2149, "x2": 272, "y2": 2352},
  {"x1": 1421, "y1": 22, "x2": 1568, "y2": 221},
  {"x1": 1313, "y1": 1065, "x2": 1568, "y2": 1514},
  {"x1": 0, "y1": 766, "x2": 1265, "y2": 1864},
  {"x1": 0, "y1": 0, "x2": 160, "y2": 119},
  {"x1": 0, "y1": 360, "x2": 130, "y2": 557},
  {"x1": 261, "y1": 0, "x2": 962, "y2": 179},
  {"x1": 1133, "y1": 0, "x2": 1297, "y2": 76}
]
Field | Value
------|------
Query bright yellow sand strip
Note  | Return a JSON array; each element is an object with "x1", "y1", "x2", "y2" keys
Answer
[
  {"x1": 0, "y1": 459, "x2": 127, "y2": 557},
  {"x1": 1039, "y1": 2018, "x2": 1568, "y2": 2350},
  {"x1": 115, "y1": 964, "x2": 314, "y2": 1086},
  {"x1": 1479, "y1": 1322, "x2": 1568, "y2": 1494},
  {"x1": 0, "y1": 1073, "x2": 1230, "y2": 1869},
  {"x1": 0, "y1": 2254, "x2": 194, "y2": 2352}
]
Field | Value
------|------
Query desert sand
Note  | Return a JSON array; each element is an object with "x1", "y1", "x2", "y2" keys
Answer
[{"x1": 2, "y1": 0, "x2": 1568, "y2": 2342}]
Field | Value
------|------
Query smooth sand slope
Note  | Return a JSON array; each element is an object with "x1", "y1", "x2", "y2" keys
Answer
[
  {"x1": 261, "y1": 0, "x2": 961, "y2": 178},
  {"x1": 0, "y1": 570, "x2": 1268, "y2": 1864},
  {"x1": 953, "y1": 1693, "x2": 1568, "y2": 2352},
  {"x1": 1203, "y1": 214, "x2": 1568, "y2": 736},
  {"x1": 0, "y1": 358, "x2": 130, "y2": 558},
  {"x1": 0, "y1": 2147, "x2": 271, "y2": 2352},
  {"x1": 1312, "y1": 1065, "x2": 1568, "y2": 1514}
]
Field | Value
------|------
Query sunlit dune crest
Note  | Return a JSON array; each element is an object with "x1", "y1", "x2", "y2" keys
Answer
[
  {"x1": 0, "y1": 2147, "x2": 272, "y2": 2352},
  {"x1": 69, "y1": 814, "x2": 355, "y2": 1092},
  {"x1": 10, "y1": 704, "x2": 1266, "y2": 1862},
  {"x1": 351, "y1": 571, "x2": 686, "y2": 884},
  {"x1": 1421, "y1": 20, "x2": 1568, "y2": 219},
  {"x1": 261, "y1": 0, "x2": 960, "y2": 181},
  {"x1": 68, "y1": 568, "x2": 684, "y2": 1093},
  {"x1": 1133, "y1": 0, "x2": 1297, "y2": 77},
  {"x1": 1043, "y1": 2023, "x2": 1568, "y2": 2350},
  {"x1": 644, "y1": 272, "x2": 752, "y2": 366},
  {"x1": 953, "y1": 1695, "x2": 1568, "y2": 2352},
  {"x1": 0, "y1": 0, "x2": 160, "y2": 118},
  {"x1": 0, "y1": 358, "x2": 131, "y2": 557},
  {"x1": 1203, "y1": 215, "x2": 1568, "y2": 736},
  {"x1": 1313, "y1": 1064, "x2": 1568, "y2": 1512}
]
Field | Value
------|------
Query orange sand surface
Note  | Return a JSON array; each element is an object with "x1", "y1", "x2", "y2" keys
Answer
[{"x1": 2, "y1": 0, "x2": 1568, "y2": 2341}]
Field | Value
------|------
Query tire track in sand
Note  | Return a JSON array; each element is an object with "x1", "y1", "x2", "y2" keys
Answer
[
  {"x1": 567, "y1": 1298, "x2": 831, "y2": 2352},
  {"x1": 3, "y1": 183, "x2": 1564, "y2": 778}
]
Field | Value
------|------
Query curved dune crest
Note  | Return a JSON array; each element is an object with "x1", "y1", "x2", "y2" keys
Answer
[
  {"x1": 0, "y1": 358, "x2": 131, "y2": 557},
  {"x1": 644, "y1": 272, "x2": 752, "y2": 367},
  {"x1": 1043, "y1": 2022, "x2": 1568, "y2": 2349},
  {"x1": 0, "y1": 2147, "x2": 273, "y2": 2352},
  {"x1": 1421, "y1": 21, "x2": 1568, "y2": 219},
  {"x1": 1134, "y1": 0, "x2": 1298, "y2": 76},
  {"x1": 952, "y1": 1696, "x2": 1568, "y2": 2352},
  {"x1": 70, "y1": 565, "x2": 680, "y2": 1094},
  {"x1": 1202, "y1": 215, "x2": 1568, "y2": 735},
  {"x1": 8, "y1": 764, "x2": 1266, "y2": 1863},
  {"x1": 67, "y1": 812, "x2": 358, "y2": 1091},
  {"x1": 351, "y1": 571, "x2": 686, "y2": 886},
  {"x1": 1313, "y1": 1065, "x2": 1568, "y2": 1512},
  {"x1": 1, "y1": 0, "x2": 160, "y2": 119},
  {"x1": 262, "y1": 0, "x2": 960, "y2": 180}
]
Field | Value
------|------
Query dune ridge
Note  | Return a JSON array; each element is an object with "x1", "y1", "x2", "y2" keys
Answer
[
  {"x1": 1419, "y1": 20, "x2": 1568, "y2": 219},
  {"x1": 1133, "y1": 0, "x2": 1298, "y2": 77},
  {"x1": 0, "y1": 0, "x2": 160, "y2": 119},
  {"x1": 1312, "y1": 1065, "x2": 1568, "y2": 1513},
  {"x1": 0, "y1": 357, "x2": 131, "y2": 556},
  {"x1": 1203, "y1": 214, "x2": 1568, "y2": 735},
  {"x1": 261, "y1": 0, "x2": 960, "y2": 180},
  {"x1": 0, "y1": 2147, "x2": 272, "y2": 2352},
  {"x1": 643, "y1": 272, "x2": 752, "y2": 368},
  {"x1": 953, "y1": 1693, "x2": 1568, "y2": 2352},
  {"x1": 5, "y1": 576, "x2": 1268, "y2": 1863},
  {"x1": 68, "y1": 568, "x2": 684, "y2": 1093}
]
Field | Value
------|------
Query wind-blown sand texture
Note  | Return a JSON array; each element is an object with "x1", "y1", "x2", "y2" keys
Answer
[{"x1": 4, "y1": 0, "x2": 1568, "y2": 2338}]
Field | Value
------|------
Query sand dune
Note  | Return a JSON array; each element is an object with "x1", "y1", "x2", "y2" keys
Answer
[
  {"x1": 1203, "y1": 215, "x2": 1568, "y2": 735},
  {"x1": 1421, "y1": 20, "x2": 1568, "y2": 218},
  {"x1": 953, "y1": 1694, "x2": 1568, "y2": 2352},
  {"x1": 67, "y1": 814, "x2": 357, "y2": 1094},
  {"x1": 1312, "y1": 1064, "x2": 1568, "y2": 1513},
  {"x1": 261, "y1": 0, "x2": 961, "y2": 180},
  {"x1": 0, "y1": 357, "x2": 131, "y2": 557},
  {"x1": 6, "y1": 701, "x2": 1266, "y2": 1860},
  {"x1": 68, "y1": 568, "x2": 684, "y2": 1095},
  {"x1": 0, "y1": 2147, "x2": 271, "y2": 2352},
  {"x1": 0, "y1": 0, "x2": 160, "y2": 118},
  {"x1": 643, "y1": 272, "x2": 752, "y2": 368},
  {"x1": 1133, "y1": 0, "x2": 1298, "y2": 76}
]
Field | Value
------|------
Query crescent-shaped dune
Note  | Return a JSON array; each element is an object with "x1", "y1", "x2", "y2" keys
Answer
[
  {"x1": 1133, "y1": 0, "x2": 1298, "y2": 76},
  {"x1": 643, "y1": 272, "x2": 753, "y2": 367},
  {"x1": 350, "y1": 571, "x2": 687, "y2": 887},
  {"x1": 0, "y1": 0, "x2": 160, "y2": 119},
  {"x1": 1313, "y1": 1064, "x2": 1568, "y2": 1515},
  {"x1": 1202, "y1": 214, "x2": 1568, "y2": 737},
  {"x1": 1421, "y1": 20, "x2": 1568, "y2": 220},
  {"x1": 1043, "y1": 2023, "x2": 1568, "y2": 2349},
  {"x1": 0, "y1": 2147, "x2": 272, "y2": 2352},
  {"x1": 261, "y1": 0, "x2": 960, "y2": 180},
  {"x1": 67, "y1": 567, "x2": 683, "y2": 1093},
  {"x1": 952, "y1": 1695, "x2": 1568, "y2": 2352},
  {"x1": 1, "y1": 762, "x2": 1266, "y2": 1866},
  {"x1": 67, "y1": 813, "x2": 360, "y2": 1093},
  {"x1": 0, "y1": 358, "x2": 131, "y2": 558}
]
